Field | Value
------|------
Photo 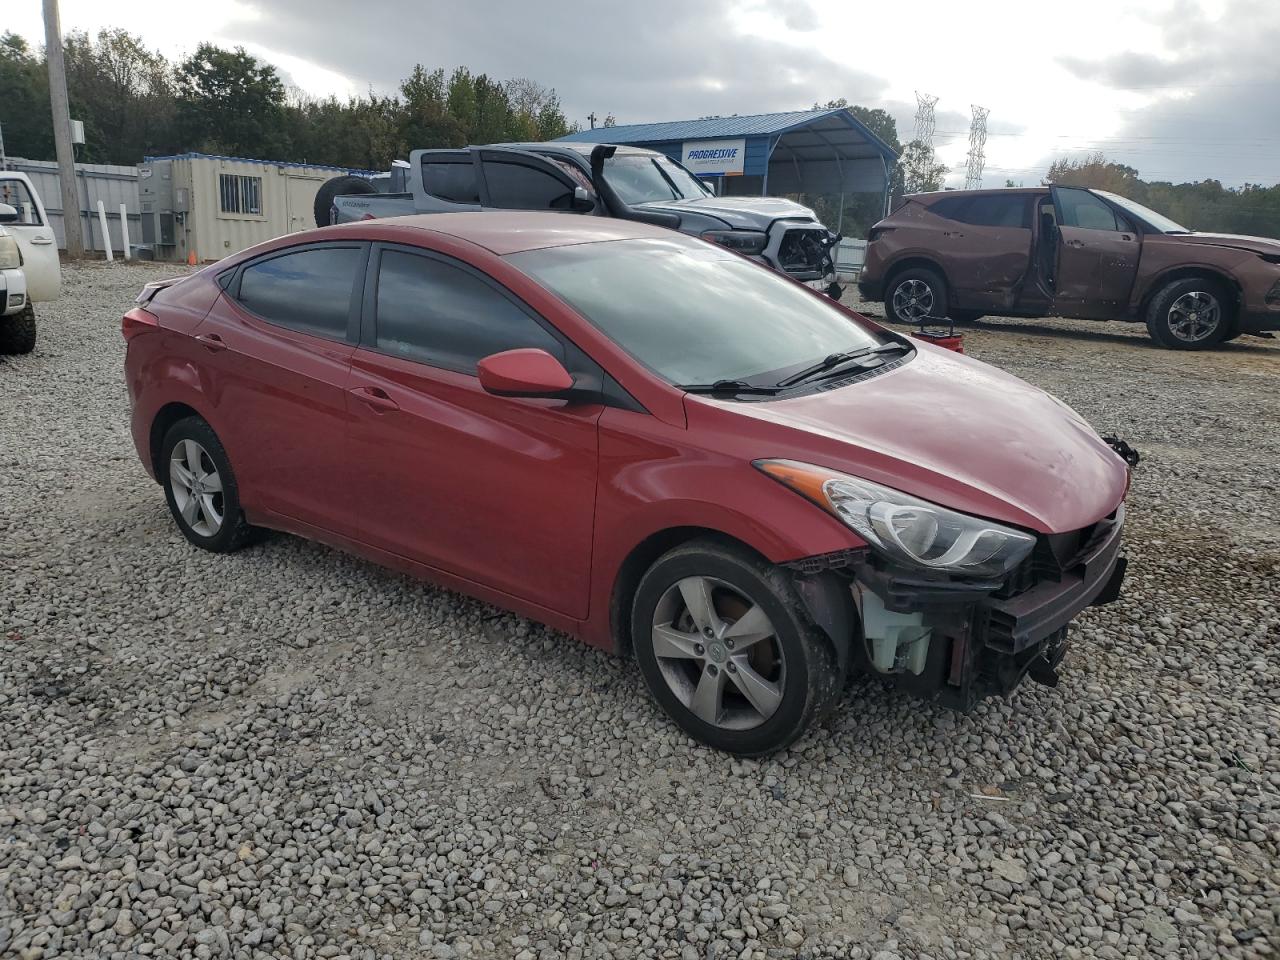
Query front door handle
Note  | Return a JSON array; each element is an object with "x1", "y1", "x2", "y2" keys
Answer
[
  {"x1": 30, "y1": 235, "x2": 54, "y2": 245},
  {"x1": 194, "y1": 332, "x2": 227, "y2": 352},
  {"x1": 1066, "y1": 238, "x2": 1086, "y2": 248},
  {"x1": 349, "y1": 385, "x2": 400, "y2": 412}
]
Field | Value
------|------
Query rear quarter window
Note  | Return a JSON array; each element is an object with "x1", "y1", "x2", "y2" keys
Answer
[{"x1": 235, "y1": 246, "x2": 361, "y2": 339}]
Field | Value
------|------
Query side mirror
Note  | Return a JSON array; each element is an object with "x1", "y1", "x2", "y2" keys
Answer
[
  {"x1": 477, "y1": 348, "x2": 575, "y2": 399},
  {"x1": 0, "y1": 203, "x2": 17, "y2": 224},
  {"x1": 571, "y1": 185, "x2": 595, "y2": 213}
]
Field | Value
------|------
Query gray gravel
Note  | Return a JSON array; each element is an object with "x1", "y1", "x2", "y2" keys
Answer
[{"x1": 1, "y1": 260, "x2": 1277, "y2": 960}]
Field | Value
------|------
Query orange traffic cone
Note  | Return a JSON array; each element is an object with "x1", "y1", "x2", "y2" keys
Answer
[{"x1": 187, "y1": 251, "x2": 197, "y2": 266}]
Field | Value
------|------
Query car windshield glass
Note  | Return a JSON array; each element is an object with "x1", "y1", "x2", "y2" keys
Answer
[
  {"x1": 604, "y1": 155, "x2": 707, "y2": 204},
  {"x1": 1095, "y1": 190, "x2": 1189, "y2": 233},
  {"x1": 508, "y1": 237, "x2": 886, "y2": 387}
]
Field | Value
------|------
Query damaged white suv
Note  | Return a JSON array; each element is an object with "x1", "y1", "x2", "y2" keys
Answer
[{"x1": 0, "y1": 173, "x2": 61, "y2": 355}]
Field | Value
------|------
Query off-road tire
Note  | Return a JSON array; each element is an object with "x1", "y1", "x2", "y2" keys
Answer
[
  {"x1": 313, "y1": 175, "x2": 378, "y2": 228},
  {"x1": 0, "y1": 304, "x2": 36, "y2": 355},
  {"x1": 630, "y1": 539, "x2": 842, "y2": 756},
  {"x1": 884, "y1": 266, "x2": 949, "y2": 325},
  {"x1": 161, "y1": 416, "x2": 258, "y2": 553},
  {"x1": 1145, "y1": 277, "x2": 1231, "y2": 350}
]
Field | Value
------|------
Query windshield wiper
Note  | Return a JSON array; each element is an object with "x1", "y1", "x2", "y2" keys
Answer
[
  {"x1": 775, "y1": 342, "x2": 909, "y2": 388},
  {"x1": 682, "y1": 379, "x2": 783, "y2": 396}
]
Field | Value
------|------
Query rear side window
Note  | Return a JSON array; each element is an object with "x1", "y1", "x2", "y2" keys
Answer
[
  {"x1": 1056, "y1": 188, "x2": 1121, "y2": 231},
  {"x1": 961, "y1": 194, "x2": 1030, "y2": 227},
  {"x1": 236, "y1": 246, "x2": 360, "y2": 339},
  {"x1": 929, "y1": 196, "x2": 969, "y2": 221},
  {"x1": 482, "y1": 160, "x2": 575, "y2": 210},
  {"x1": 422, "y1": 161, "x2": 480, "y2": 204},
  {"x1": 374, "y1": 249, "x2": 562, "y2": 372}
]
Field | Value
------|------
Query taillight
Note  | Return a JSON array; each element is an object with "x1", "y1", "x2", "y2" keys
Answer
[
  {"x1": 868, "y1": 227, "x2": 891, "y2": 243},
  {"x1": 122, "y1": 307, "x2": 160, "y2": 341}
]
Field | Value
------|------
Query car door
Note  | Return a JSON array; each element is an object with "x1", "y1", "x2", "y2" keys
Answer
[
  {"x1": 412, "y1": 150, "x2": 485, "y2": 212},
  {"x1": 940, "y1": 193, "x2": 1034, "y2": 311},
  {"x1": 201, "y1": 242, "x2": 367, "y2": 536},
  {"x1": 346, "y1": 243, "x2": 604, "y2": 617},
  {"x1": 0, "y1": 176, "x2": 61, "y2": 301},
  {"x1": 476, "y1": 151, "x2": 585, "y2": 212},
  {"x1": 1050, "y1": 186, "x2": 1141, "y2": 318}
]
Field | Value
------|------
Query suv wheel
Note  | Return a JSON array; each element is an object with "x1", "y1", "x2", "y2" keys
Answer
[
  {"x1": 630, "y1": 539, "x2": 841, "y2": 756},
  {"x1": 1146, "y1": 278, "x2": 1231, "y2": 349},
  {"x1": 885, "y1": 267, "x2": 947, "y2": 324},
  {"x1": 161, "y1": 416, "x2": 258, "y2": 553},
  {"x1": 0, "y1": 305, "x2": 36, "y2": 355}
]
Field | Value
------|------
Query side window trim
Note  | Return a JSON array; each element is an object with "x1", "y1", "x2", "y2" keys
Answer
[{"x1": 225, "y1": 240, "x2": 369, "y2": 344}]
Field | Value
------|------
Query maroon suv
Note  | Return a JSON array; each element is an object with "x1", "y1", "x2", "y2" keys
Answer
[{"x1": 858, "y1": 186, "x2": 1280, "y2": 349}]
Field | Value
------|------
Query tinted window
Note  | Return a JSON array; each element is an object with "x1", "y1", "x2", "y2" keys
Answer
[
  {"x1": 483, "y1": 161, "x2": 575, "y2": 210},
  {"x1": 961, "y1": 194, "x2": 1029, "y2": 227},
  {"x1": 375, "y1": 250, "x2": 562, "y2": 371},
  {"x1": 237, "y1": 246, "x2": 360, "y2": 338},
  {"x1": 929, "y1": 196, "x2": 969, "y2": 221},
  {"x1": 422, "y1": 161, "x2": 480, "y2": 204},
  {"x1": 1056, "y1": 188, "x2": 1121, "y2": 231}
]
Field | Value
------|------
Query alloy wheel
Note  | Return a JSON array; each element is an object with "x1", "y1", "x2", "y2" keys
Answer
[
  {"x1": 891, "y1": 278, "x2": 935, "y2": 322},
  {"x1": 650, "y1": 576, "x2": 786, "y2": 730},
  {"x1": 1168, "y1": 291, "x2": 1221, "y2": 343},
  {"x1": 169, "y1": 438, "x2": 225, "y2": 537}
]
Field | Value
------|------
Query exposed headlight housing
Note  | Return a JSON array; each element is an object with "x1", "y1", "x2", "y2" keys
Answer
[
  {"x1": 756, "y1": 459, "x2": 1037, "y2": 579},
  {"x1": 701, "y1": 229, "x2": 767, "y2": 255},
  {"x1": 0, "y1": 235, "x2": 20, "y2": 270}
]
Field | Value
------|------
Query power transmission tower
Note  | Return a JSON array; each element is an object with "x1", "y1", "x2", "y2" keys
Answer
[
  {"x1": 913, "y1": 92, "x2": 938, "y2": 148},
  {"x1": 43, "y1": 0, "x2": 84, "y2": 259},
  {"x1": 964, "y1": 105, "x2": 990, "y2": 190}
]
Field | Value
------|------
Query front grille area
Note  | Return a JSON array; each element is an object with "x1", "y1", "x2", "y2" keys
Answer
[
  {"x1": 777, "y1": 229, "x2": 829, "y2": 277},
  {"x1": 993, "y1": 510, "x2": 1118, "y2": 600}
]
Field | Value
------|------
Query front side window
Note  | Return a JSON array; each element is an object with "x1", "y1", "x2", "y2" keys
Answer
[
  {"x1": 482, "y1": 161, "x2": 575, "y2": 210},
  {"x1": 374, "y1": 249, "x2": 562, "y2": 372},
  {"x1": 219, "y1": 174, "x2": 263, "y2": 216},
  {"x1": 1055, "y1": 187, "x2": 1121, "y2": 231},
  {"x1": 0, "y1": 179, "x2": 43, "y2": 226},
  {"x1": 509, "y1": 237, "x2": 886, "y2": 387},
  {"x1": 1094, "y1": 190, "x2": 1188, "y2": 233},
  {"x1": 236, "y1": 246, "x2": 360, "y2": 338},
  {"x1": 423, "y1": 161, "x2": 480, "y2": 204}
]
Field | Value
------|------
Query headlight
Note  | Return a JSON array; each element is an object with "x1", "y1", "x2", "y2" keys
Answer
[
  {"x1": 756, "y1": 459, "x2": 1037, "y2": 579},
  {"x1": 0, "y1": 236, "x2": 20, "y2": 270},
  {"x1": 701, "y1": 230, "x2": 767, "y2": 255}
]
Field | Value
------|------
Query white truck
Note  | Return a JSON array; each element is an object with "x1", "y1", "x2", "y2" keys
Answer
[{"x1": 0, "y1": 172, "x2": 62, "y2": 354}]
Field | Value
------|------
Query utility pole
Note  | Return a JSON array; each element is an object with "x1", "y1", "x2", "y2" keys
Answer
[
  {"x1": 587, "y1": 112, "x2": 597, "y2": 130},
  {"x1": 43, "y1": 0, "x2": 84, "y2": 259},
  {"x1": 913, "y1": 92, "x2": 938, "y2": 149}
]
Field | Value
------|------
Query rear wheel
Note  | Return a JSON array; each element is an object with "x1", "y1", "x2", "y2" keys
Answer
[
  {"x1": 313, "y1": 175, "x2": 377, "y2": 227},
  {"x1": 0, "y1": 305, "x2": 36, "y2": 355},
  {"x1": 630, "y1": 540, "x2": 841, "y2": 756},
  {"x1": 161, "y1": 417, "x2": 257, "y2": 553},
  {"x1": 1145, "y1": 277, "x2": 1231, "y2": 349},
  {"x1": 885, "y1": 267, "x2": 947, "y2": 325}
]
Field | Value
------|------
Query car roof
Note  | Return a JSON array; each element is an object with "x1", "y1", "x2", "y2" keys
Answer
[
  {"x1": 329, "y1": 211, "x2": 682, "y2": 256},
  {"x1": 492, "y1": 141, "x2": 661, "y2": 158}
]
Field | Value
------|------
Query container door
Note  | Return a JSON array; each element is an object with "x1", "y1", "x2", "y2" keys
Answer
[{"x1": 285, "y1": 176, "x2": 321, "y2": 234}]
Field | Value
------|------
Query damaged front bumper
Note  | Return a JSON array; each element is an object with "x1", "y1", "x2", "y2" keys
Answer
[{"x1": 793, "y1": 504, "x2": 1127, "y2": 710}]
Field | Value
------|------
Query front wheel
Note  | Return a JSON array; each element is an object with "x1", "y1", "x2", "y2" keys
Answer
[
  {"x1": 1145, "y1": 278, "x2": 1231, "y2": 349},
  {"x1": 885, "y1": 267, "x2": 947, "y2": 325},
  {"x1": 630, "y1": 540, "x2": 841, "y2": 756},
  {"x1": 0, "y1": 305, "x2": 36, "y2": 355}
]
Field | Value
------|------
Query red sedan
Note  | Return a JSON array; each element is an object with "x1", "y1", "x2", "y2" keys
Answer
[{"x1": 124, "y1": 213, "x2": 1130, "y2": 755}]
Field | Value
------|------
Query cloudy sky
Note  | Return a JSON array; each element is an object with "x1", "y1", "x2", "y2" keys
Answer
[{"x1": 12, "y1": 0, "x2": 1280, "y2": 187}]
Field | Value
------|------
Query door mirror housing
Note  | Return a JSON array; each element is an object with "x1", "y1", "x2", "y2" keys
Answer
[
  {"x1": 0, "y1": 203, "x2": 17, "y2": 224},
  {"x1": 477, "y1": 348, "x2": 575, "y2": 399},
  {"x1": 571, "y1": 185, "x2": 594, "y2": 213}
]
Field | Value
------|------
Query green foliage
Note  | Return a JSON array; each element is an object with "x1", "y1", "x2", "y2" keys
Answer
[
  {"x1": 0, "y1": 32, "x2": 52, "y2": 160},
  {"x1": 893, "y1": 140, "x2": 948, "y2": 195},
  {"x1": 175, "y1": 44, "x2": 287, "y2": 158}
]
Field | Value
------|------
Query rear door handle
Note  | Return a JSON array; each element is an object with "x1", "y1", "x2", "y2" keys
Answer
[
  {"x1": 349, "y1": 385, "x2": 400, "y2": 412},
  {"x1": 1066, "y1": 239, "x2": 1086, "y2": 248},
  {"x1": 194, "y1": 332, "x2": 227, "y2": 352}
]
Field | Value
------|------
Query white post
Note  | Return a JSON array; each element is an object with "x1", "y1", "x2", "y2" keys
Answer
[
  {"x1": 96, "y1": 200, "x2": 113, "y2": 261},
  {"x1": 119, "y1": 202, "x2": 130, "y2": 260}
]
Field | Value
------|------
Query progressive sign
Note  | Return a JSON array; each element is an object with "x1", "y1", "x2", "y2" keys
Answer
[{"x1": 680, "y1": 138, "x2": 746, "y2": 177}]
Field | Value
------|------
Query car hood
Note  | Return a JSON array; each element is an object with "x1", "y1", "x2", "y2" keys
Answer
[
  {"x1": 634, "y1": 196, "x2": 823, "y2": 231},
  {"x1": 1171, "y1": 232, "x2": 1280, "y2": 255},
  {"x1": 691, "y1": 343, "x2": 1129, "y2": 535}
]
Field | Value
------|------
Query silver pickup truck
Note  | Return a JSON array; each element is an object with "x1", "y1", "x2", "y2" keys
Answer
[{"x1": 316, "y1": 142, "x2": 845, "y2": 295}]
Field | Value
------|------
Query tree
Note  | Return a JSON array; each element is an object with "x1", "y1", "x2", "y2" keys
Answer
[
  {"x1": 175, "y1": 44, "x2": 286, "y2": 157},
  {"x1": 0, "y1": 32, "x2": 52, "y2": 160},
  {"x1": 812, "y1": 98, "x2": 901, "y2": 153},
  {"x1": 893, "y1": 140, "x2": 948, "y2": 194},
  {"x1": 400, "y1": 64, "x2": 463, "y2": 148},
  {"x1": 63, "y1": 29, "x2": 175, "y2": 163}
]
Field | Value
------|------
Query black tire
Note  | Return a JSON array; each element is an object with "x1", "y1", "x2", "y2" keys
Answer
[
  {"x1": 630, "y1": 539, "x2": 841, "y2": 756},
  {"x1": 160, "y1": 416, "x2": 257, "y2": 553},
  {"x1": 0, "y1": 305, "x2": 36, "y2": 355},
  {"x1": 1145, "y1": 277, "x2": 1231, "y2": 349},
  {"x1": 884, "y1": 266, "x2": 948, "y2": 325},
  {"x1": 313, "y1": 175, "x2": 377, "y2": 228},
  {"x1": 949, "y1": 309, "x2": 984, "y2": 323}
]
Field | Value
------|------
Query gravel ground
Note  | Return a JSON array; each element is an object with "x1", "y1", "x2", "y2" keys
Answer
[{"x1": 2, "y1": 260, "x2": 1277, "y2": 960}]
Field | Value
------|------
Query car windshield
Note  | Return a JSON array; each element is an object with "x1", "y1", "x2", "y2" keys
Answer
[
  {"x1": 604, "y1": 155, "x2": 710, "y2": 204},
  {"x1": 508, "y1": 237, "x2": 886, "y2": 387},
  {"x1": 1095, "y1": 190, "x2": 1190, "y2": 234}
]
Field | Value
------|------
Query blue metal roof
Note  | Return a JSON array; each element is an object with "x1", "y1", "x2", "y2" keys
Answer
[{"x1": 557, "y1": 108, "x2": 899, "y2": 163}]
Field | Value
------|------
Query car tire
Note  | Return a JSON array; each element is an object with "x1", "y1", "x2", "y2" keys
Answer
[
  {"x1": 0, "y1": 305, "x2": 36, "y2": 355},
  {"x1": 885, "y1": 266, "x2": 948, "y2": 325},
  {"x1": 630, "y1": 539, "x2": 841, "y2": 756},
  {"x1": 313, "y1": 175, "x2": 377, "y2": 228},
  {"x1": 160, "y1": 416, "x2": 258, "y2": 553},
  {"x1": 1145, "y1": 277, "x2": 1231, "y2": 349}
]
